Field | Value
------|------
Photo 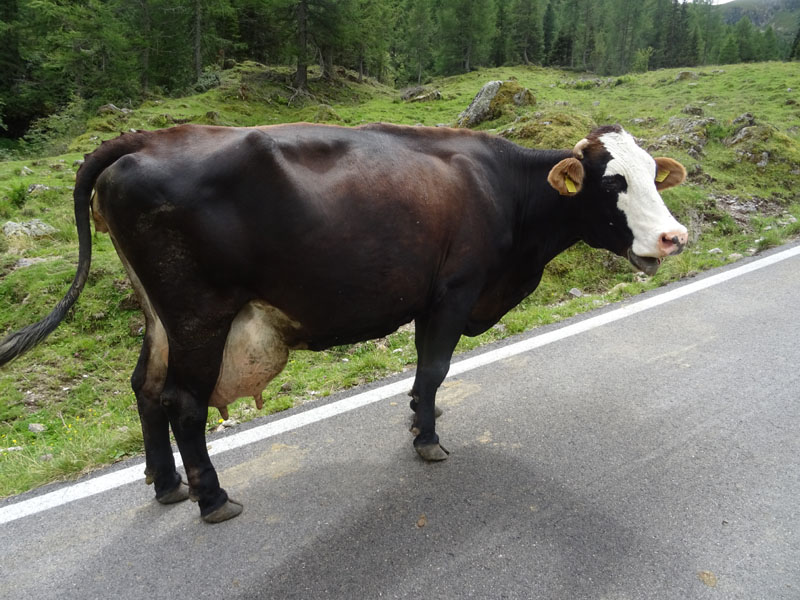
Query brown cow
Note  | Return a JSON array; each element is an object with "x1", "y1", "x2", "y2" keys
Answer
[{"x1": 0, "y1": 123, "x2": 687, "y2": 522}]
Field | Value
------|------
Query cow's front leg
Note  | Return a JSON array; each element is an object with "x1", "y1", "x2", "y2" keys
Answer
[
  {"x1": 161, "y1": 378, "x2": 243, "y2": 523},
  {"x1": 409, "y1": 308, "x2": 470, "y2": 461},
  {"x1": 408, "y1": 391, "x2": 443, "y2": 430}
]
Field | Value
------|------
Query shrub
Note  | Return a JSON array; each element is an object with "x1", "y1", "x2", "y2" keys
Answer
[{"x1": 8, "y1": 183, "x2": 28, "y2": 209}]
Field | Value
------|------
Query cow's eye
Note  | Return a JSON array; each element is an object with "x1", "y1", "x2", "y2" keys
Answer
[{"x1": 601, "y1": 175, "x2": 627, "y2": 193}]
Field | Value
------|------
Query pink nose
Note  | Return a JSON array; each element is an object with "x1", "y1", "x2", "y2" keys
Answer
[{"x1": 658, "y1": 230, "x2": 688, "y2": 256}]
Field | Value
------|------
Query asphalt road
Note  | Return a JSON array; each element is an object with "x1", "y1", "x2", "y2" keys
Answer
[{"x1": 1, "y1": 244, "x2": 799, "y2": 600}]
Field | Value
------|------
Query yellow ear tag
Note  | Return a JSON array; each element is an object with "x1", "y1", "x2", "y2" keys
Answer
[
  {"x1": 655, "y1": 169, "x2": 670, "y2": 183},
  {"x1": 564, "y1": 175, "x2": 577, "y2": 194}
]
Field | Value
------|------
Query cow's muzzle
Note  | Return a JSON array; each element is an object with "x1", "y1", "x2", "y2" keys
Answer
[
  {"x1": 627, "y1": 229, "x2": 688, "y2": 276},
  {"x1": 658, "y1": 230, "x2": 688, "y2": 256},
  {"x1": 626, "y1": 249, "x2": 662, "y2": 276}
]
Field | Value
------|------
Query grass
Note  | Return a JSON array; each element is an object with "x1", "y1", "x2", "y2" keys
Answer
[{"x1": 1, "y1": 61, "x2": 799, "y2": 498}]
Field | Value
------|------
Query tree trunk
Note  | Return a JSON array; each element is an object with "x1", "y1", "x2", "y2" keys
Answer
[
  {"x1": 294, "y1": 0, "x2": 308, "y2": 89},
  {"x1": 194, "y1": 0, "x2": 202, "y2": 80},
  {"x1": 321, "y1": 46, "x2": 334, "y2": 80},
  {"x1": 140, "y1": 0, "x2": 151, "y2": 94}
]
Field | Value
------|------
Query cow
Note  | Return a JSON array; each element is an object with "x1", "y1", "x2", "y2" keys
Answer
[{"x1": 0, "y1": 123, "x2": 688, "y2": 522}]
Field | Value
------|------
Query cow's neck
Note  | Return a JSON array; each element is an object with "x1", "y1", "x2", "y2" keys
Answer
[
  {"x1": 512, "y1": 147, "x2": 583, "y2": 266},
  {"x1": 464, "y1": 145, "x2": 584, "y2": 336}
]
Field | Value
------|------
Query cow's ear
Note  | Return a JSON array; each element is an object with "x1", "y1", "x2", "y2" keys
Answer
[
  {"x1": 547, "y1": 157, "x2": 585, "y2": 196},
  {"x1": 654, "y1": 157, "x2": 687, "y2": 191}
]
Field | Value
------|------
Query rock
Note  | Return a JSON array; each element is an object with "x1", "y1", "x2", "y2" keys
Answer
[
  {"x1": 647, "y1": 116, "x2": 717, "y2": 158},
  {"x1": 312, "y1": 104, "x2": 342, "y2": 123},
  {"x1": 27, "y1": 184, "x2": 51, "y2": 194},
  {"x1": 756, "y1": 152, "x2": 769, "y2": 168},
  {"x1": 3, "y1": 219, "x2": 57, "y2": 238},
  {"x1": 675, "y1": 71, "x2": 698, "y2": 81},
  {"x1": 20, "y1": 166, "x2": 34, "y2": 176},
  {"x1": 682, "y1": 105, "x2": 703, "y2": 116},
  {"x1": 456, "y1": 80, "x2": 534, "y2": 128},
  {"x1": 568, "y1": 288, "x2": 583, "y2": 298},
  {"x1": 403, "y1": 87, "x2": 442, "y2": 103},
  {"x1": 97, "y1": 103, "x2": 132, "y2": 115},
  {"x1": 15, "y1": 257, "x2": 50, "y2": 269},
  {"x1": 28, "y1": 423, "x2": 46, "y2": 433},
  {"x1": 39, "y1": 453, "x2": 54, "y2": 462},
  {"x1": 401, "y1": 86, "x2": 426, "y2": 101},
  {"x1": 733, "y1": 113, "x2": 756, "y2": 128},
  {"x1": 708, "y1": 248, "x2": 723, "y2": 254},
  {"x1": 727, "y1": 253, "x2": 743, "y2": 261}
]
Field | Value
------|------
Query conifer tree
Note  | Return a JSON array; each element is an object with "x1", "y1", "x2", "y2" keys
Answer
[
  {"x1": 511, "y1": 0, "x2": 544, "y2": 65},
  {"x1": 791, "y1": 19, "x2": 800, "y2": 60}
]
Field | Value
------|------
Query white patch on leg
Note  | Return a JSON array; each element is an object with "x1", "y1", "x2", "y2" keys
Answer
[{"x1": 599, "y1": 130, "x2": 686, "y2": 258}]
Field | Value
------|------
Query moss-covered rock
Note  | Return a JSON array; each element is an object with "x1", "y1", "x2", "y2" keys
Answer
[
  {"x1": 312, "y1": 104, "x2": 343, "y2": 123},
  {"x1": 456, "y1": 80, "x2": 535, "y2": 128},
  {"x1": 500, "y1": 111, "x2": 595, "y2": 149}
]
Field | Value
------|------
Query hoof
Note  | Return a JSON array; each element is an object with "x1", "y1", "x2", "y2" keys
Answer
[
  {"x1": 156, "y1": 481, "x2": 190, "y2": 504},
  {"x1": 202, "y1": 499, "x2": 243, "y2": 523},
  {"x1": 414, "y1": 442, "x2": 450, "y2": 462}
]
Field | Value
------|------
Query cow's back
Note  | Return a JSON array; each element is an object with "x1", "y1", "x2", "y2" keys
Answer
[{"x1": 93, "y1": 124, "x2": 513, "y2": 349}]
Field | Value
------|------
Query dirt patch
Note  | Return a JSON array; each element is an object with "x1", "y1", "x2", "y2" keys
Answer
[{"x1": 712, "y1": 193, "x2": 793, "y2": 227}]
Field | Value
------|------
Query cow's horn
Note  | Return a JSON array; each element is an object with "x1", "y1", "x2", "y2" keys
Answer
[{"x1": 573, "y1": 138, "x2": 590, "y2": 159}]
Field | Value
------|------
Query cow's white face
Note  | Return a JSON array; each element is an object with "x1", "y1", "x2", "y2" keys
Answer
[
  {"x1": 600, "y1": 129, "x2": 687, "y2": 264},
  {"x1": 547, "y1": 125, "x2": 688, "y2": 276}
]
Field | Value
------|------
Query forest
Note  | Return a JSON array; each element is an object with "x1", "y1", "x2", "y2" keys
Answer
[{"x1": 1, "y1": 0, "x2": 800, "y2": 140}]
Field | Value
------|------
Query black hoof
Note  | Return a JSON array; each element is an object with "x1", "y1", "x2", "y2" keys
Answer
[
  {"x1": 413, "y1": 434, "x2": 450, "y2": 461},
  {"x1": 202, "y1": 499, "x2": 243, "y2": 523},
  {"x1": 415, "y1": 443, "x2": 450, "y2": 461},
  {"x1": 156, "y1": 481, "x2": 190, "y2": 504}
]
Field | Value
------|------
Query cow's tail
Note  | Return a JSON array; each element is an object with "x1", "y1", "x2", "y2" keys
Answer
[{"x1": 0, "y1": 132, "x2": 148, "y2": 366}]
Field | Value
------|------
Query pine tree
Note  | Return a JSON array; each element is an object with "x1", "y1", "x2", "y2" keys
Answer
[
  {"x1": 491, "y1": 0, "x2": 514, "y2": 67},
  {"x1": 734, "y1": 16, "x2": 757, "y2": 63},
  {"x1": 436, "y1": 0, "x2": 497, "y2": 73},
  {"x1": 511, "y1": 0, "x2": 543, "y2": 65},
  {"x1": 718, "y1": 32, "x2": 740, "y2": 65},
  {"x1": 402, "y1": 0, "x2": 434, "y2": 83},
  {"x1": 542, "y1": 0, "x2": 556, "y2": 64},
  {"x1": 791, "y1": 18, "x2": 800, "y2": 60},
  {"x1": 760, "y1": 26, "x2": 780, "y2": 62}
]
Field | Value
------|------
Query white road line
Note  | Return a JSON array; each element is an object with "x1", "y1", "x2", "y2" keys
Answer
[{"x1": 2, "y1": 244, "x2": 799, "y2": 525}]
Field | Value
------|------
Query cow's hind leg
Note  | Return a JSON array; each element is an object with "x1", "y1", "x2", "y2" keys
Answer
[
  {"x1": 123, "y1": 256, "x2": 188, "y2": 504},
  {"x1": 161, "y1": 322, "x2": 244, "y2": 524},
  {"x1": 132, "y1": 334, "x2": 188, "y2": 504}
]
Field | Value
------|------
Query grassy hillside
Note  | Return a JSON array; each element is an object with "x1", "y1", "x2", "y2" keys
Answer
[{"x1": 1, "y1": 61, "x2": 799, "y2": 497}]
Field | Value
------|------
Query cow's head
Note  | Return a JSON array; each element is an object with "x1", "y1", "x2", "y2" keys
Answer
[{"x1": 547, "y1": 125, "x2": 688, "y2": 276}]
